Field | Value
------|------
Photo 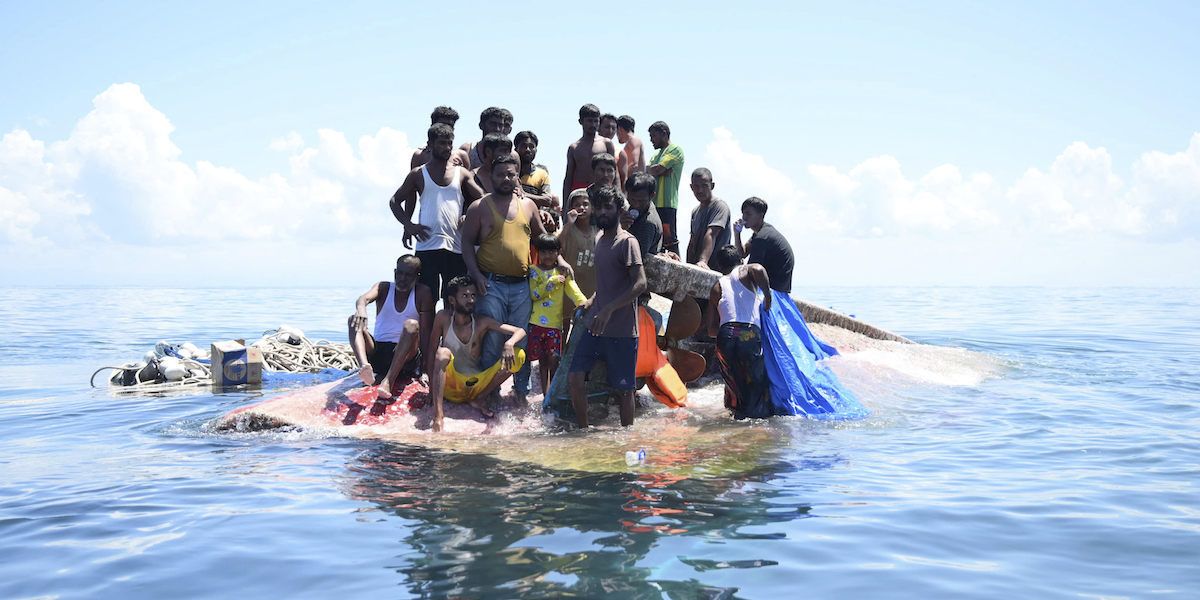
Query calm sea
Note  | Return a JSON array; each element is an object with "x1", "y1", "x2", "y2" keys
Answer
[{"x1": 1, "y1": 286, "x2": 1197, "y2": 599}]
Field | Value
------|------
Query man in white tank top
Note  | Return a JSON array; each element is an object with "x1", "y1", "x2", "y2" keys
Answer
[
  {"x1": 390, "y1": 123, "x2": 486, "y2": 302},
  {"x1": 348, "y1": 255, "x2": 437, "y2": 399},
  {"x1": 707, "y1": 245, "x2": 775, "y2": 419}
]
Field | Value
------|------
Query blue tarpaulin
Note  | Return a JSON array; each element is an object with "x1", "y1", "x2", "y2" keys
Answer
[{"x1": 760, "y1": 299, "x2": 869, "y2": 420}]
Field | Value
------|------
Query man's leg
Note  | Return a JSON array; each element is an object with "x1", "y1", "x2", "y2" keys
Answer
[
  {"x1": 567, "y1": 330, "x2": 600, "y2": 429},
  {"x1": 507, "y1": 280, "x2": 534, "y2": 397},
  {"x1": 569, "y1": 371, "x2": 589, "y2": 429},
  {"x1": 428, "y1": 347, "x2": 452, "y2": 432},
  {"x1": 617, "y1": 390, "x2": 635, "y2": 427},
  {"x1": 660, "y1": 207, "x2": 678, "y2": 254},
  {"x1": 415, "y1": 250, "x2": 442, "y2": 307},
  {"x1": 468, "y1": 348, "x2": 526, "y2": 415},
  {"x1": 348, "y1": 316, "x2": 376, "y2": 385},
  {"x1": 474, "y1": 275, "x2": 507, "y2": 369},
  {"x1": 378, "y1": 319, "x2": 420, "y2": 399},
  {"x1": 443, "y1": 251, "x2": 467, "y2": 304}
]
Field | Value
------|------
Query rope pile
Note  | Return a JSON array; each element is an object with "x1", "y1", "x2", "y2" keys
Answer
[{"x1": 91, "y1": 326, "x2": 360, "y2": 389}]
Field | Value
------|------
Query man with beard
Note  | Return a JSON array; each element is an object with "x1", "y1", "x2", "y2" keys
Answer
[
  {"x1": 460, "y1": 154, "x2": 566, "y2": 398},
  {"x1": 569, "y1": 186, "x2": 646, "y2": 429},
  {"x1": 471, "y1": 133, "x2": 514, "y2": 195},
  {"x1": 410, "y1": 106, "x2": 469, "y2": 169},
  {"x1": 462, "y1": 107, "x2": 519, "y2": 170},
  {"x1": 390, "y1": 123, "x2": 485, "y2": 302},
  {"x1": 563, "y1": 104, "x2": 618, "y2": 196},
  {"x1": 348, "y1": 255, "x2": 436, "y2": 399},
  {"x1": 426, "y1": 275, "x2": 527, "y2": 431}
]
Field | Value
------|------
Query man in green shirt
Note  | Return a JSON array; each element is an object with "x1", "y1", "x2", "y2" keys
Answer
[{"x1": 647, "y1": 121, "x2": 684, "y2": 254}]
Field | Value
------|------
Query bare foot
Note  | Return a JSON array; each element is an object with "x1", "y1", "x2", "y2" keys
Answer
[
  {"x1": 357, "y1": 364, "x2": 374, "y2": 386},
  {"x1": 432, "y1": 416, "x2": 443, "y2": 432},
  {"x1": 469, "y1": 398, "x2": 495, "y2": 419}
]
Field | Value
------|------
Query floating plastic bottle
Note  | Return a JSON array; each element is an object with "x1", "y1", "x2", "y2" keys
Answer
[{"x1": 624, "y1": 449, "x2": 647, "y2": 466}]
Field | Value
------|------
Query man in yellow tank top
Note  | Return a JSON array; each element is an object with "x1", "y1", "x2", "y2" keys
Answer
[{"x1": 460, "y1": 154, "x2": 570, "y2": 398}]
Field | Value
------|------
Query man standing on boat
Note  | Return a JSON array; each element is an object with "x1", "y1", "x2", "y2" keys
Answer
[
  {"x1": 470, "y1": 133, "x2": 514, "y2": 195},
  {"x1": 348, "y1": 255, "x2": 436, "y2": 399},
  {"x1": 460, "y1": 154, "x2": 567, "y2": 399},
  {"x1": 462, "y1": 107, "x2": 517, "y2": 171},
  {"x1": 646, "y1": 121, "x2": 684, "y2": 254},
  {"x1": 734, "y1": 196, "x2": 795, "y2": 294},
  {"x1": 390, "y1": 123, "x2": 485, "y2": 302},
  {"x1": 410, "y1": 106, "x2": 469, "y2": 169},
  {"x1": 563, "y1": 104, "x2": 619, "y2": 196},
  {"x1": 616, "y1": 115, "x2": 646, "y2": 189},
  {"x1": 686, "y1": 168, "x2": 731, "y2": 271}
]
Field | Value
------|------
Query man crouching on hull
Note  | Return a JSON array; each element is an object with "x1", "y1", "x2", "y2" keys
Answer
[
  {"x1": 427, "y1": 275, "x2": 527, "y2": 432},
  {"x1": 349, "y1": 255, "x2": 436, "y2": 399}
]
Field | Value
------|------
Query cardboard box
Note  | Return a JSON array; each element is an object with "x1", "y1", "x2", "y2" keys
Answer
[{"x1": 211, "y1": 341, "x2": 263, "y2": 387}]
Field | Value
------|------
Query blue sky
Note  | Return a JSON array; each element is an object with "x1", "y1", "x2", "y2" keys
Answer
[{"x1": 2, "y1": 0, "x2": 1198, "y2": 286}]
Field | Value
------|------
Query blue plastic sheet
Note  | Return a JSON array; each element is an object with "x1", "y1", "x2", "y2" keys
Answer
[
  {"x1": 760, "y1": 300, "x2": 869, "y2": 420},
  {"x1": 262, "y1": 368, "x2": 351, "y2": 386}
]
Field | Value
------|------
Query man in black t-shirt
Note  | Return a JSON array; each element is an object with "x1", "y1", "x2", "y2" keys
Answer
[{"x1": 733, "y1": 197, "x2": 795, "y2": 294}]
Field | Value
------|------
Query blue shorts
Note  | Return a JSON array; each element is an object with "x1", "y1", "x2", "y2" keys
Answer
[{"x1": 568, "y1": 331, "x2": 639, "y2": 390}]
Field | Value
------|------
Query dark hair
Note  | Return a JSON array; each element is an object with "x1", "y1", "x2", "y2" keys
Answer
[
  {"x1": 427, "y1": 123, "x2": 454, "y2": 144},
  {"x1": 396, "y1": 254, "x2": 422, "y2": 270},
  {"x1": 625, "y1": 171, "x2": 656, "y2": 197},
  {"x1": 692, "y1": 167, "x2": 713, "y2": 181},
  {"x1": 648, "y1": 121, "x2": 670, "y2": 137},
  {"x1": 593, "y1": 185, "x2": 626, "y2": 211},
  {"x1": 479, "y1": 107, "x2": 512, "y2": 128},
  {"x1": 532, "y1": 232, "x2": 561, "y2": 251},
  {"x1": 480, "y1": 133, "x2": 512, "y2": 158},
  {"x1": 446, "y1": 274, "x2": 475, "y2": 297},
  {"x1": 713, "y1": 245, "x2": 742, "y2": 271},
  {"x1": 617, "y1": 115, "x2": 635, "y2": 132},
  {"x1": 569, "y1": 190, "x2": 591, "y2": 208},
  {"x1": 490, "y1": 153, "x2": 519, "y2": 172},
  {"x1": 741, "y1": 197, "x2": 768, "y2": 216},
  {"x1": 600, "y1": 113, "x2": 617, "y2": 123},
  {"x1": 579, "y1": 104, "x2": 601, "y2": 119},
  {"x1": 430, "y1": 106, "x2": 459, "y2": 125},
  {"x1": 513, "y1": 130, "x2": 538, "y2": 147},
  {"x1": 590, "y1": 152, "x2": 617, "y2": 170},
  {"x1": 540, "y1": 207, "x2": 561, "y2": 230}
]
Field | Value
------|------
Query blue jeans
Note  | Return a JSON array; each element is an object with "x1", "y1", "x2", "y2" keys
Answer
[{"x1": 474, "y1": 275, "x2": 533, "y2": 395}]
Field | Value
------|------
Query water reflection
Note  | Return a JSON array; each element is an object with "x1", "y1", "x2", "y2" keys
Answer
[{"x1": 340, "y1": 433, "x2": 844, "y2": 599}]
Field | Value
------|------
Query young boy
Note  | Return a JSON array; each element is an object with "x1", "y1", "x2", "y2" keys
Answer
[
  {"x1": 514, "y1": 130, "x2": 560, "y2": 212},
  {"x1": 528, "y1": 233, "x2": 589, "y2": 397}
]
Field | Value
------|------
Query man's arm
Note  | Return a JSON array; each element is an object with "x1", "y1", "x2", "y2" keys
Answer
[
  {"x1": 590, "y1": 239, "x2": 646, "y2": 335},
  {"x1": 459, "y1": 202, "x2": 489, "y2": 296},
  {"x1": 617, "y1": 150, "x2": 630, "y2": 191},
  {"x1": 410, "y1": 148, "x2": 425, "y2": 170},
  {"x1": 696, "y1": 225, "x2": 723, "y2": 270},
  {"x1": 748, "y1": 263, "x2": 773, "y2": 312},
  {"x1": 425, "y1": 310, "x2": 448, "y2": 377},
  {"x1": 461, "y1": 170, "x2": 485, "y2": 205},
  {"x1": 733, "y1": 220, "x2": 748, "y2": 257},
  {"x1": 389, "y1": 169, "x2": 430, "y2": 248},
  {"x1": 562, "y1": 144, "x2": 577, "y2": 197},
  {"x1": 459, "y1": 142, "x2": 474, "y2": 169},
  {"x1": 351, "y1": 282, "x2": 383, "y2": 330},
  {"x1": 480, "y1": 317, "x2": 527, "y2": 370}
]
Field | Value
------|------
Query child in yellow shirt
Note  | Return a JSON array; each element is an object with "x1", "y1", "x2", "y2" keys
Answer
[{"x1": 528, "y1": 233, "x2": 589, "y2": 396}]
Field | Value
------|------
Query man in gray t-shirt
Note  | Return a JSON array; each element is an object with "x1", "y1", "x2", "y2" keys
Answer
[{"x1": 686, "y1": 168, "x2": 731, "y2": 270}]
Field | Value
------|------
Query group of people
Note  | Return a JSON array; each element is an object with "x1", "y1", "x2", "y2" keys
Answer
[{"x1": 348, "y1": 104, "x2": 797, "y2": 430}]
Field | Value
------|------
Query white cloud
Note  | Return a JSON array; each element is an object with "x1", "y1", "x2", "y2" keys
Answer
[{"x1": 0, "y1": 83, "x2": 412, "y2": 249}]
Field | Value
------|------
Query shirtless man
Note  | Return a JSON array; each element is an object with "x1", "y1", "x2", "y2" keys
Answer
[
  {"x1": 470, "y1": 133, "x2": 514, "y2": 195},
  {"x1": 461, "y1": 107, "x2": 518, "y2": 171},
  {"x1": 563, "y1": 104, "x2": 618, "y2": 197},
  {"x1": 616, "y1": 115, "x2": 646, "y2": 187},
  {"x1": 389, "y1": 123, "x2": 486, "y2": 301},
  {"x1": 410, "y1": 106, "x2": 469, "y2": 169},
  {"x1": 347, "y1": 255, "x2": 436, "y2": 399},
  {"x1": 426, "y1": 275, "x2": 526, "y2": 431}
]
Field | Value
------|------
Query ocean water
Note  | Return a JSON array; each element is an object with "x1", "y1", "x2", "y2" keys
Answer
[{"x1": 1, "y1": 286, "x2": 1198, "y2": 599}]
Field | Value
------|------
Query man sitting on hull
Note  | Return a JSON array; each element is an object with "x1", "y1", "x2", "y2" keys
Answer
[
  {"x1": 348, "y1": 255, "x2": 436, "y2": 398},
  {"x1": 426, "y1": 275, "x2": 527, "y2": 432}
]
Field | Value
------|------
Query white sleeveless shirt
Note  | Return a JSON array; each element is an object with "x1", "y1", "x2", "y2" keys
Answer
[
  {"x1": 416, "y1": 165, "x2": 465, "y2": 253},
  {"x1": 718, "y1": 266, "x2": 763, "y2": 327},
  {"x1": 374, "y1": 282, "x2": 419, "y2": 343}
]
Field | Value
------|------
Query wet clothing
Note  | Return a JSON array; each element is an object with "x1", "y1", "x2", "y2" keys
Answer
[
  {"x1": 569, "y1": 331, "x2": 639, "y2": 390},
  {"x1": 367, "y1": 343, "x2": 421, "y2": 385},
  {"x1": 718, "y1": 267, "x2": 764, "y2": 328},
  {"x1": 475, "y1": 196, "x2": 532, "y2": 278},
  {"x1": 747, "y1": 222, "x2": 795, "y2": 294},
  {"x1": 374, "y1": 282, "x2": 419, "y2": 343},
  {"x1": 415, "y1": 165, "x2": 466, "y2": 253},
  {"x1": 716, "y1": 322, "x2": 771, "y2": 419},
  {"x1": 591, "y1": 229, "x2": 643, "y2": 338},
  {"x1": 444, "y1": 348, "x2": 526, "y2": 403},
  {"x1": 529, "y1": 265, "x2": 588, "y2": 330},
  {"x1": 689, "y1": 198, "x2": 731, "y2": 263},
  {"x1": 475, "y1": 275, "x2": 533, "y2": 396},
  {"x1": 527, "y1": 324, "x2": 563, "y2": 361}
]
